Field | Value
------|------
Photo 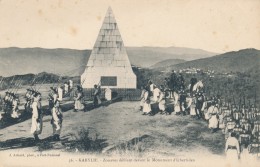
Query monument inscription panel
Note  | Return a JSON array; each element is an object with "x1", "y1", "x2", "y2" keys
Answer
[{"x1": 101, "y1": 76, "x2": 117, "y2": 86}]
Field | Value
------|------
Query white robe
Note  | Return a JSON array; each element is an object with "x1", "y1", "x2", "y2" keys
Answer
[
  {"x1": 202, "y1": 102, "x2": 210, "y2": 120},
  {"x1": 153, "y1": 88, "x2": 160, "y2": 102},
  {"x1": 11, "y1": 100, "x2": 20, "y2": 118},
  {"x1": 225, "y1": 137, "x2": 240, "y2": 162},
  {"x1": 64, "y1": 84, "x2": 69, "y2": 93},
  {"x1": 69, "y1": 80, "x2": 73, "y2": 89},
  {"x1": 208, "y1": 106, "x2": 219, "y2": 129},
  {"x1": 30, "y1": 101, "x2": 42, "y2": 135},
  {"x1": 57, "y1": 87, "x2": 63, "y2": 101},
  {"x1": 150, "y1": 84, "x2": 155, "y2": 92},
  {"x1": 75, "y1": 92, "x2": 84, "y2": 110},
  {"x1": 173, "y1": 92, "x2": 180, "y2": 113},
  {"x1": 158, "y1": 92, "x2": 166, "y2": 111},
  {"x1": 190, "y1": 97, "x2": 196, "y2": 116},
  {"x1": 143, "y1": 91, "x2": 151, "y2": 113},
  {"x1": 51, "y1": 107, "x2": 62, "y2": 135}
]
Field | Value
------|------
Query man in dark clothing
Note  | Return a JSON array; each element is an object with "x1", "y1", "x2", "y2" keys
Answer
[
  {"x1": 179, "y1": 86, "x2": 187, "y2": 115},
  {"x1": 177, "y1": 73, "x2": 185, "y2": 91}
]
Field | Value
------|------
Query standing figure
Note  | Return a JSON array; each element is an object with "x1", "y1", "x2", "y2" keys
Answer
[
  {"x1": 170, "y1": 70, "x2": 177, "y2": 93},
  {"x1": 64, "y1": 82, "x2": 69, "y2": 94},
  {"x1": 202, "y1": 98, "x2": 210, "y2": 121},
  {"x1": 176, "y1": 73, "x2": 185, "y2": 91},
  {"x1": 142, "y1": 87, "x2": 151, "y2": 115},
  {"x1": 226, "y1": 118, "x2": 236, "y2": 132},
  {"x1": 153, "y1": 86, "x2": 160, "y2": 102},
  {"x1": 30, "y1": 92, "x2": 43, "y2": 142},
  {"x1": 225, "y1": 132, "x2": 240, "y2": 161},
  {"x1": 3, "y1": 92, "x2": 12, "y2": 114},
  {"x1": 74, "y1": 85, "x2": 85, "y2": 111},
  {"x1": 163, "y1": 78, "x2": 170, "y2": 98},
  {"x1": 48, "y1": 87, "x2": 58, "y2": 112},
  {"x1": 148, "y1": 80, "x2": 155, "y2": 97},
  {"x1": 179, "y1": 86, "x2": 186, "y2": 115},
  {"x1": 69, "y1": 80, "x2": 73, "y2": 91},
  {"x1": 139, "y1": 86, "x2": 146, "y2": 111},
  {"x1": 195, "y1": 92, "x2": 204, "y2": 119},
  {"x1": 247, "y1": 106, "x2": 255, "y2": 123},
  {"x1": 11, "y1": 96, "x2": 20, "y2": 118},
  {"x1": 233, "y1": 109, "x2": 242, "y2": 122},
  {"x1": 51, "y1": 100, "x2": 63, "y2": 141},
  {"x1": 247, "y1": 138, "x2": 259, "y2": 160},
  {"x1": 93, "y1": 84, "x2": 101, "y2": 107},
  {"x1": 239, "y1": 130, "x2": 251, "y2": 148},
  {"x1": 57, "y1": 86, "x2": 63, "y2": 101},
  {"x1": 190, "y1": 96, "x2": 197, "y2": 118},
  {"x1": 218, "y1": 109, "x2": 226, "y2": 133},
  {"x1": 24, "y1": 89, "x2": 33, "y2": 113},
  {"x1": 252, "y1": 120, "x2": 260, "y2": 138},
  {"x1": 173, "y1": 91, "x2": 181, "y2": 115},
  {"x1": 185, "y1": 93, "x2": 192, "y2": 115},
  {"x1": 158, "y1": 86, "x2": 166, "y2": 114},
  {"x1": 242, "y1": 120, "x2": 252, "y2": 133},
  {"x1": 208, "y1": 102, "x2": 219, "y2": 133}
]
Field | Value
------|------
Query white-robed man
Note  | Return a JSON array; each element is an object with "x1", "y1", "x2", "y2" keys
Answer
[
  {"x1": 173, "y1": 91, "x2": 181, "y2": 115},
  {"x1": 31, "y1": 92, "x2": 43, "y2": 142},
  {"x1": 51, "y1": 100, "x2": 63, "y2": 141},
  {"x1": 225, "y1": 132, "x2": 240, "y2": 162},
  {"x1": 69, "y1": 80, "x2": 73, "y2": 90},
  {"x1": 142, "y1": 86, "x2": 151, "y2": 115},
  {"x1": 64, "y1": 82, "x2": 69, "y2": 94},
  {"x1": 74, "y1": 85, "x2": 85, "y2": 111},
  {"x1": 208, "y1": 102, "x2": 219, "y2": 133},
  {"x1": 153, "y1": 86, "x2": 160, "y2": 102}
]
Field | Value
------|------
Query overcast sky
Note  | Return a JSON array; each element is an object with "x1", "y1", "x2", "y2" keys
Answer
[{"x1": 0, "y1": 0, "x2": 259, "y2": 53}]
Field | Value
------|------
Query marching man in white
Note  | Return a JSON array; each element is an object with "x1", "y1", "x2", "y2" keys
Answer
[
  {"x1": 208, "y1": 101, "x2": 219, "y2": 133},
  {"x1": 143, "y1": 87, "x2": 151, "y2": 115},
  {"x1": 51, "y1": 100, "x2": 63, "y2": 141},
  {"x1": 30, "y1": 92, "x2": 43, "y2": 142},
  {"x1": 225, "y1": 132, "x2": 240, "y2": 163}
]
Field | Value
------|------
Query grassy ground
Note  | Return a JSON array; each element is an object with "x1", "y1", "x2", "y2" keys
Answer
[{"x1": 0, "y1": 98, "x2": 226, "y2": 158}]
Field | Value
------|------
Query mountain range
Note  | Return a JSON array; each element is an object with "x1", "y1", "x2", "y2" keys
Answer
[
  {"x1": 155, "y1": 48, "x2": 260, "y2": 73},
  {"x1": 0, "y1": 47, "x2": 216, "y2": 76}
]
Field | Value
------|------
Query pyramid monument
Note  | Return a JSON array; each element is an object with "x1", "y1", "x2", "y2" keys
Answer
[{"x1": 81, "y1": 7, "x2": 136, "y2": 89}]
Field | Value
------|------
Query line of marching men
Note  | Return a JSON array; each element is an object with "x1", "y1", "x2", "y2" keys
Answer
[
  {"x1": 0, "y1": 91, "x2": 20, "y2": 119},
  {"x1": 0, "y1": 79, "x2": 104, "y2": 142},
  {"x1": 27, "y1": 80, "x2": 103, "y2": 142},
  {"x1": 0, "y1": 80, "x2": 74, "y2": 142},
  {"x1": 26, "y1": 80, "x2": 74, "y2": 141},
  {"x1": 139, "y1": 78, "x2": 260, "y2": 161}
]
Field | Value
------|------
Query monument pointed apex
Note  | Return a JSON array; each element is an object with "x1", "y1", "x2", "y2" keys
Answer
[
  {"x1": 81, "y1": 7, "x2": 136, "y2": 89},
  {"x1": 105, "y1": 6, "x2": 114, "y2": 18},
  {"x1": 108, "y1": 6, "x2": 112, "y2": 11}
]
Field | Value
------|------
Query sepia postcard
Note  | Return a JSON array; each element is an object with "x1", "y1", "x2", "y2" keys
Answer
[{"x1": 0, "y1": 0, "x2": 259, "y2": 167}]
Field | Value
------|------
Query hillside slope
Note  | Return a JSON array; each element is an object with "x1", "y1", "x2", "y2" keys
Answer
[
  {"x1": 157, "y1": 48, "x2": 260, "y2": 73},
  {"x1": 150, "y1": 59, "x2": 186, "y2": 68}
]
